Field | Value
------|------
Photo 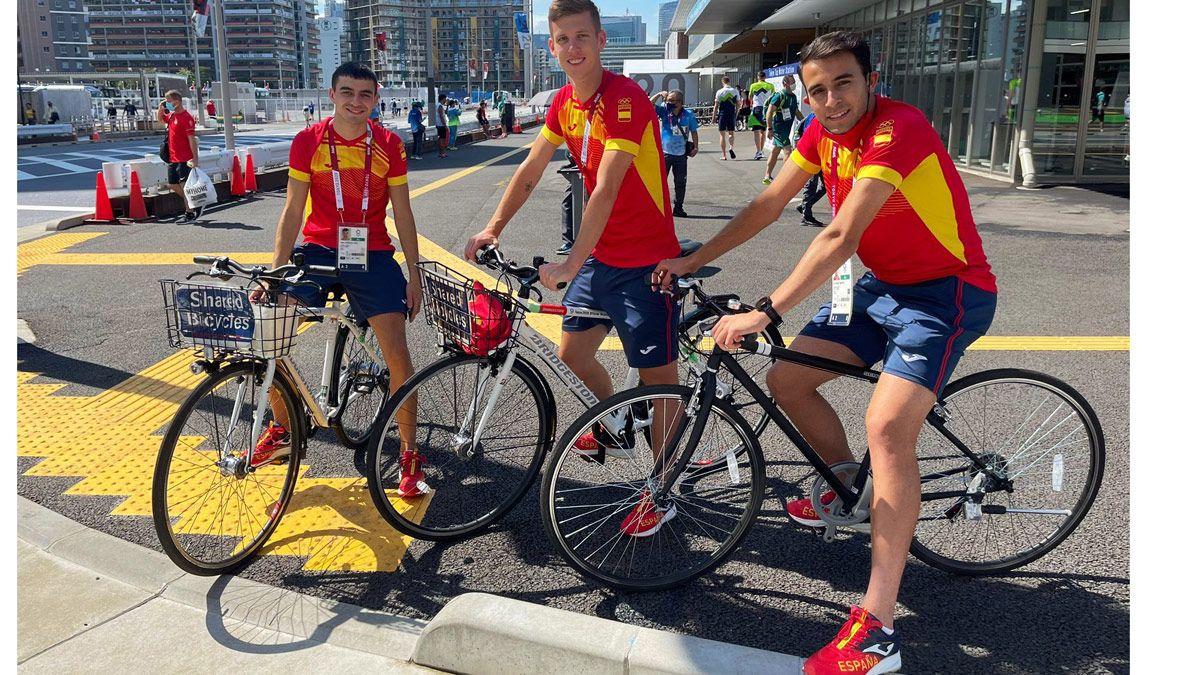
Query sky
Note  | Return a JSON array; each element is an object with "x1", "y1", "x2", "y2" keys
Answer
[{"x1": 531, "y1": 0, "x2": 668, "y2": 42}]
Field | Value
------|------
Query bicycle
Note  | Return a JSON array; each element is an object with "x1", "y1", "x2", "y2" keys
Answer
[
  {"x1": 152, "y1": 254, "x2": 391, "y2": 575},
  {"x1": 363, "y1": 246, "x2": 784, "y2": 541},
  {"x1": 540, "y1": 278, "x2": 1105, "y2": 591}
]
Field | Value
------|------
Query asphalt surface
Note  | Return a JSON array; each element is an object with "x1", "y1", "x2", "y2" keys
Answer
[{"x1": 17, "y1": 126, "x2": 1130, "y2": 673}]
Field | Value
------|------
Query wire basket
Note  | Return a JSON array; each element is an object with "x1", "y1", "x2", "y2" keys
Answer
[
  {"x1": 418, "y1": 261, "x2": 525, "y2": 356},
  {"x1": 161, "y1": 280, "x2": 304, "y2": 359}
]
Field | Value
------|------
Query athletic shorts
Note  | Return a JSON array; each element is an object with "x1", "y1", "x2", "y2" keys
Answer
[
  {"x1": 748, "y1": 106, "x2": 766, "y2": 129},
  {"x1": 436, "y1": 126, "x2": 448, "y2": 139},
  {"x1": 280, "y1": 243, "x2": 409, "y2": 320},
  {"x1": 717, "y1": 113, "x2": 735, "y2": 131},
  {"x1": 562, "y1": 257, "x2": 682, "y2": 369},
  {"x1": 167, "y1": 162, "x2": 191, "y2": 185},
  {"x1": 771, "y1": 129, "x2": 793, "y2": 148},
  {"x1": 799, "y1": 273, "x2": 996, "y2": 395}
]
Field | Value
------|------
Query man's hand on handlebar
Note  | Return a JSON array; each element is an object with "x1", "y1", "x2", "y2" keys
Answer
[
  {"x1": 711, "y1": 311, "x2": 770, "y2": 352},
  {"x1": 651, "y1": 256, "x2": 698, "y2": 292},
  {"x1": 464, "y1": 230, "x2": 499, "y2": 262},
  {"x1": 538, "y1": 260, "x2": 577, "y2": 291}
]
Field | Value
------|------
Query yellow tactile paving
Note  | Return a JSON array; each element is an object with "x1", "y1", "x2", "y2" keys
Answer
[
  {"x1": 18, "y1": 346, "x2": 425, "y2": 572},
  {"x1": 17, "y1": 232, "x2": 107, "y2": 276}
]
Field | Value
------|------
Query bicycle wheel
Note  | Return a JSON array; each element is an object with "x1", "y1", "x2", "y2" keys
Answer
[
  {"x1": 329, "y1": 322, "x2": 389, "y2": 450},
  {"x1": 910, "y1": 369, "x2": 1105, "y2": 575},
  {"x1": 678, "y1": 306, "x2": 784, "y2": 438},
  {"x1": 365, "y1": 352, "x2": 553, "y2": 541},
  {"x1": 541, "y1": 385, "x2": 765, "y2": 592},
  {"x1": 152, "y1": 361, "x2": 303, "y2": 575}
]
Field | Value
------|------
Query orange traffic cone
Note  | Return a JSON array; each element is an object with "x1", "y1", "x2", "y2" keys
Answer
[
  {"x1": 91, "y1": 172, "x2": 114, "y2": 222},
  {"x1": 513, "y1": 119, "x2": 523, "y2": 134},
  {"x1": 91, "y1": 130, "x2": 101, "y2": 142},
  {"x1": 243, "y1": 154, "x2": 258, "y2": 192},
  {"x1": 231, "y1": 155, "x2": 246, "y2": 196},
  {"x1": 126, "y1": 170, "x2": 149, "y2": 220}
]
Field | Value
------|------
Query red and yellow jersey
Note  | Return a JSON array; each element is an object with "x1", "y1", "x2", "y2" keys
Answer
[
  {"x1": 287, "y1": 118, "x2": 408, "y2": 252},
  {"x1": 541, "y1": 70, "x2": 680, "y2": 267},
  {"x1": 791, "y1": 96, "x2": 996, "y2": 293}
]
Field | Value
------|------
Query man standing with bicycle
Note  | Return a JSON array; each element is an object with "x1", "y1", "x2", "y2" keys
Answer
[
  {"x1": 255, "y1": 62, "x2": 424, "y2": 492},
  {"x1": 464, "y1": 0, "x2": 683, "y2": 537},
  {"x1": 653, "y1": 31, "x2": 997, "y2": 674}
]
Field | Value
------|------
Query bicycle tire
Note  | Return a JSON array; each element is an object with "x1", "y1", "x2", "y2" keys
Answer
[
  {"x1": 541, "y1": 385, "x2": 765, "y2": 592},
  {"x1": 677, "y1": 306, "x2": 784, "y2": 438},
  {"x1": 329, "y1": 322, "x2": 389, "y2": 450},
  {"x1": 152, "y1": 360, "x2": 303, "y2": 575},
  {"x1": 365, "y1": 352, "x2": 553, "y2": 541},
  {"x1": 909, "y1": 368, "x2": 1105, "y2": 575}
]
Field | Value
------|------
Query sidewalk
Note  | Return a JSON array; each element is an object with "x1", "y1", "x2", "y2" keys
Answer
[{"x1": 17, "y1": 497, "x2": 807, "y2": 674}]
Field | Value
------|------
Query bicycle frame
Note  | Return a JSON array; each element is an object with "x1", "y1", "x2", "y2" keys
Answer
[{"x1": 654, "y1": 339, "x2": 1013, "y2": 513}]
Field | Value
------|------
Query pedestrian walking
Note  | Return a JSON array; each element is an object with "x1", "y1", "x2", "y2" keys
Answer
[
  {"x1": 407, "y1": 100, "x2": 425, "y2": 159},
  {"x1": 156, "y1": 90, "x2": 203, "y2": 222},
  {"x1": 748, "y1": 71, "x2": 775, "y2": 160},
  {"x1": 45, "y1": 101, "x2": 60, "y2": 124},
  {"x1": 123, "y1": 100, "x2": 137, "y2": 119},
  {"x1": 476, "y1": 100, "x2": 491, "y2": 139},
  {"x1": 435, "y1": 93, "x2": 449, "y2": 158},
  {"x1": 23, "y1": 102, "x2": 36, "y2": 125},
  {"x1": 737, "y1": 87, "x2": 751, "y2": 131},
  {"x1": 763, "y1": 73, "x2": 800, "y2": 184},
  {"x1": 206, "y1": 99, "x2": 216, "y2": 119},
  {"x1": 447, "y1": 99, "x2": 461, "y2": 150},
  {"x1": 712, "y1": 75, "x2": 739, "y2": 160},
  {"x1": 303, "y1": 103, "x2": 314, "y2": 127},
  {"x1": 651, "y1": 89, "x2": 700, "y2": 218},
  {"x1": 794, "y1": 111, "x2": 827, "y2": 226}
]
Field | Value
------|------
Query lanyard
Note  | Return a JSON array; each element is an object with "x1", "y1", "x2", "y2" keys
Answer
[
  {"x1": 327, "y1": 123, "x2": 373, "y2": 222},
  {"x1": 579, "y1": 79, "x2": 606, "y2": 166}
]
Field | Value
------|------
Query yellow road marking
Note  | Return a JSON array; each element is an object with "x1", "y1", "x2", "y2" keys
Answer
[
  {"x1": 18, "y1": 348, "x2": 424, "y2": 572},
  {"x1": 18, "y1": 232, "x2": 107, "y2": 276}
]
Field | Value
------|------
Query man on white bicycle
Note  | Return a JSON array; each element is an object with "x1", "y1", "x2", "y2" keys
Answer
[
  {"x1": 255, "y1": 62, "x2": 424, "y2": 494},
  {"x1": 654, "y1": 32, "x2": 997, "y2": 675},
  {"x1": 464, "y1": 0, "x2": 683, "y2": 537}
]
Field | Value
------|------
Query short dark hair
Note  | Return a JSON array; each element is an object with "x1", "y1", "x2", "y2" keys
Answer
[
  {"x1": 721, "y1": 75, "x2": 730, "y2": 84},
  {"x1": 331, "y1": 62, "x2": 379, "y2": 89},
  {"x1": 438, "y1": 93, "x2": 447, "y2": 102},
  {"x1": 799, "y1": 31, "x2": 872, "y2": 83},
  {"x1": 758, "y1": 71, "x2": 766, "y2": 79},
  {"x1": 548, "y1": 0, "x2": 602, "y2": 33}
]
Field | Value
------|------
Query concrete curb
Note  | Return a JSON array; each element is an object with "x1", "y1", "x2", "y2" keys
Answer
[
  {"x1": 411, "y1": 592, "x2": 804, "y2": 675},
  {"x1": 40, "y1": 213, "x2": 93, "y2": 232},
  {"x1": 17, "y1": 497, "x2": 426, "y2": 663}
]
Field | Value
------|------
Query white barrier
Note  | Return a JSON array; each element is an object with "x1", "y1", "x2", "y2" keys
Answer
[{"x1": 100, "y1": 140, "x2": 292, "y2": 196}]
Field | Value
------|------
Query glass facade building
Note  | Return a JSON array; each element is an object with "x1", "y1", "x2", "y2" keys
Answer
[{"x1": 823, "y1": 0, "x2": 1129, "y2": 183}]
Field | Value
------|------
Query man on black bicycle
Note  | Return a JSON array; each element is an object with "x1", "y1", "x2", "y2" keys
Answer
[
  {"x1": 255, "y1": 62, "x2": 424, "y2": 492},
  {"x1": 464, "y1": 0, "x2": 683, "y2": 538},
  {"x1": 653, "y1": 31, "x2": 996, "y2": 675}
]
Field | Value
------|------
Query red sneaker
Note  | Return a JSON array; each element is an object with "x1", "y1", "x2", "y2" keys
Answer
[
  {"x1": 803, "y1": 606, "x2": 900, "y2": 674},
  {"x1": 619, "y1": 491, "x2": 677, "y2": 537},
  {"x1": 787, "y1": 490, "x2": 837, "y2": 527},
  {"x1": 251, "y1": 423, "x2": 291, "y2": 466},
  {"x1": 571, "y1": 431, "x2": 636, "y2": 460},
  {"x1": 397, "y1": 449, "x2": 431, "y2": 497}
]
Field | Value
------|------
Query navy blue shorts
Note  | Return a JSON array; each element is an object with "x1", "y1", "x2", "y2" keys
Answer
[
  {"x1": 718, "y1": 113, "x2": 736, "y2": 132},
  {"x1": 280, "y1": 243, "x2": 409, "y2": 320},
  {"x1": 562, "y1": 258, "x2": 681, "y2": 369},
  {"x1": 799, "y1": 273, "x2": 996, "y2": 395}
]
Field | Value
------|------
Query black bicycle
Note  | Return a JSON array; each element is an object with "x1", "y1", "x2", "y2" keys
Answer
[{"x1": 540, "y1": 278, "x2": 1105, "y2": 591}]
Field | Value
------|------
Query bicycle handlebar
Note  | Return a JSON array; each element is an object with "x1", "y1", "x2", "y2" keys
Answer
[
  {"x1": 191, "y1": 255, "x2": 333, "y2": 290},
  {"x1": 474, "y1": 245, "x2": 567, "y2": 291}
]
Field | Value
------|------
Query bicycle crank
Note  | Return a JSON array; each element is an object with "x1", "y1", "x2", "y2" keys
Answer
[{"x1": 812, "y1": 460, "x2": 873, "y2": 529}]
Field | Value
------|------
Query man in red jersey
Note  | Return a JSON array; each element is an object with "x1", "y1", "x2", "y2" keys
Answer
[
  {"x1": 157, "y1": 90, "x2": 202, "y2": 222},
  {"x1": 253, "y1": 62, "x2": 425, "y2": 496},
  {"x1": 655, "y1": 32, "x2": 997, "y2": 674},
  {"x1": 464, "y1": 0, "x2": 683, "y2": 537}
]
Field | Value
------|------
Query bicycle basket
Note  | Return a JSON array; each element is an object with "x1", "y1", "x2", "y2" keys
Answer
[
  {"x1": 417, "y1": 261, "x2": 524, "y2": 356},
  {"x1": 161, "y1": 280, "x2": 304, "y2": 359}
]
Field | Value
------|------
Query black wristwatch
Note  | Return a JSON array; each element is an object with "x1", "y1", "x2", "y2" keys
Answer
[{"x1": 754, "y1": 296, "x2": 783, "y2": 327}]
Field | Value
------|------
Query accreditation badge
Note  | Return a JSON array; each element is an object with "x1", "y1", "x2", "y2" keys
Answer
[
  {"x1": 830, "y1": 260, "x2": 854, "y2": 327},
  {"x1": 337, "y1": 224, "x2": 369, "y2": 272}
]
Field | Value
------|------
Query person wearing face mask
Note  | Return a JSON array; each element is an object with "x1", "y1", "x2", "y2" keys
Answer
[
  {"x1": 651, "y1": 89, "x2": 699, "y2": 218},
  {"x1": 157, "y1": 90, "x2": 202, "y2": 222}
]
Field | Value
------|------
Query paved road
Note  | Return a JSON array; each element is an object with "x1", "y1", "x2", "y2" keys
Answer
[{"x1": 17, "y1": 126, "x2": 1130, "y2": 672}]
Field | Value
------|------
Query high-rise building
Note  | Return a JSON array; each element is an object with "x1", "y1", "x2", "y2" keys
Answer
[
  {"x1": 87, "y1": 0, "x2": 320, "y2": 89},
  {"x1": 345, "y1": 1, "x2": 527, "y2": 97},
  {"x1": 600, "y1": 15, "x2": 646, "y2": 45},
  {"x1": 317, "y1": 15, "x2": 345, "y2": 87},
  {"x1": 17, "y1": 0, "x2": 92, "y2": 75},
  {"x1": 657, "y1": 2, "x2": 678, "y2": 45}
]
